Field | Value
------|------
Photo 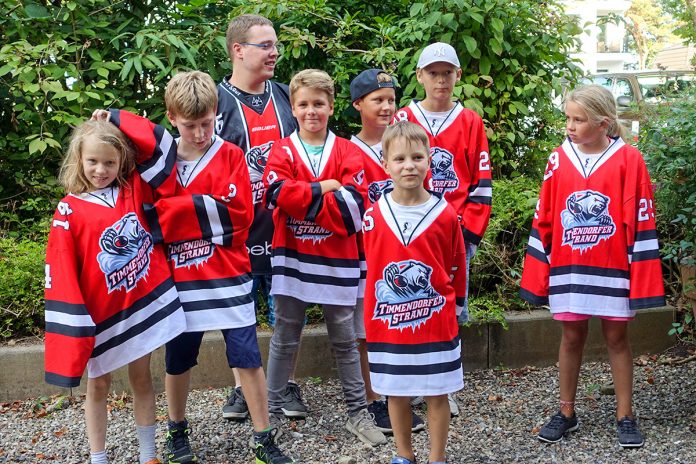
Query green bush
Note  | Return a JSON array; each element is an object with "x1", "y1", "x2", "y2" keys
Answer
[
  {"x1": 469, "y1": 175, "x2": 540, "y2": 318},
  {"x1": 0, "y1": 237, "x2": 46, "y2": 340}
]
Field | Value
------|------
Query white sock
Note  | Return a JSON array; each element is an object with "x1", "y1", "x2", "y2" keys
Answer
[
  {"x1": 136, "y1": 424, "x2": 157, "y2": 464},
  {"x1": 90, "y1": 450, "x2": 108, "y2": 464}
]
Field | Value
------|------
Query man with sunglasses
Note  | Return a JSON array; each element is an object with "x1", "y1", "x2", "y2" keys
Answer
[{"x1": 215, "y1": 13, "x2": 304, "y2": 453}]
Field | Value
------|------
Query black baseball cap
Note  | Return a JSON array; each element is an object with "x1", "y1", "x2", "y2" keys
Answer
[{"x1": 350, "y1": 69, "x2": 396, "y2": 102}]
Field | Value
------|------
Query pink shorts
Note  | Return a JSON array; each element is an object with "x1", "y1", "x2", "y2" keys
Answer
[{"x1": 553, "y1": 312, "x2": 633, "y2": 322}]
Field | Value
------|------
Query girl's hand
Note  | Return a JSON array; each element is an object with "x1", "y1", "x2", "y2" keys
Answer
[{"x1": 91, "y1": 109, "x2": 110, "y2": 122}]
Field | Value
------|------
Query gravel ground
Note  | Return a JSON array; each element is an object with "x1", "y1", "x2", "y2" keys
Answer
[{"x1": 1, "y1": 355, "x2": 695, "y2": 464}]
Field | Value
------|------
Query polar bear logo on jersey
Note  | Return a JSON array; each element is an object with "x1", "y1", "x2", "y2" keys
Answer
[
  {"x1": 430, "y1": 147, "x2": 459, "y2": 193},
  {"x1": 374, "y1": 260, "x2": 446, "y2": 331},
  {"x1": 561, "y1": 190, "x2": 616, "y2": 251},
  {"x1": 246, "y1": 141, "x2": 274, "y2": 182},
  {"x1": 368, "y1": 179, "x2": 392, "y2": 203},
  {"x1": 97, "y1": 213, "x2": 153, "y2": 292},
  {"x1": 561, "y1": 190, "x2": 613, "y2": 228}
]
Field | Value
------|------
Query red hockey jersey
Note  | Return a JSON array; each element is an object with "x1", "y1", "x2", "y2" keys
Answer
[
  {"x1": 263, "y1": 131, "x2": 366, "y2": 305},
  {"x1": 363, "y1": 192, "x2": 466, "y2": 396},
  {"x1": 44, "y1": 179, "x2": 186, "y2": 388},
  {"x1": 520, "y1": 137, "x2": 665, "y2": 316},
  {"x1": 216, "y1": 79, "x2": 297, "y2": 274},
  {"x1": 110, "y1": 110, "x2": 256, "y2": 331},
  {"x1": 394, "y1": 101, "x2": 492, "y2": 245}
]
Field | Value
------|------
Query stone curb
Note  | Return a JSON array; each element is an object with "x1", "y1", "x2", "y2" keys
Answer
[{"x1": 0, "y1": 307, "x2": 674, "y2": 402}]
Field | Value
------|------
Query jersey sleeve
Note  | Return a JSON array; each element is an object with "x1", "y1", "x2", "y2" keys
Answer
[
  {"x1": 263, "y1": 141, "x2": 323, "y2": 220},
  {"x1": 624, "y1": 155, "x2": 665, "y2": 309},
  {"x1": 519, "y1": 154, "x2": 555, "y2": 306},
  {"x1": 44, "y1": 202, "x2": 96, "y2": 387},
  {"x1": 460, "y1": 113, "x2": 493, "y2": 245},
  {"x1": 313, "y1": 144, "x2": 367, "y2": 237},
  {"x1": 108, "y1": 109, "x2": 178, "y2": 194},
  {"x1": 452, "y1": 221, "x2": 468, "y2": 321},
  {"x1": 143, "y1": 148, "x2": 253, "y2": 248}
]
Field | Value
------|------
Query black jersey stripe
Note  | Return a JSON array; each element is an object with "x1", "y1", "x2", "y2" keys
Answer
[
  {"x1": 305, "y1": 182, "x2": 324, "y2": 221},
  {"x1": 273, "y1": 247, "x2": 359, "y2": 268},
  {"x1": 369, "y1": 358, "x2": 462, "y2": 376},
  {"x1": 181, "y1": 292, "x2": 253, "y2": 312},
  {"x1": 272, "y1": 265, "x2": 359, "y2": 287},
  {"x1": 631, "y1": 249, "x2": 661, "y2": 262},
  {"x1": 519, "y1": 287, "x2": 549, "y2": 306},
  {"x1": 192, "y1": 195, "x2": 213, "y2": 241},
  {"x1": 175, "y1": 273, "x2": 252, "y2": 291},
  {"x1": 629, "y1": 295, "x2": 666, "y2": 310},
  {"x1": 45, "y1": 300, "x2": 90, "y2": 316},
  {"x1": 549, "y1": 284, "x2": 629, "y2": 298},
  {"x1": 367, "y1": 336, "x2": 460, "y2": 355},
  {"x1": 213, "y1": 197, "x2": 234, "y2": 247},
  {"x1": 45, "y1": 322, "x2": 95, "y2": 338},
  {"x1": 549, "y1": 265, "x2": 629, "y2": 279},
  {"x1": 142, "y1": 203, "x2": 164, "y2": 244},
  {"x1": 45, "y1": 372, "x2": 83, "y2": 388},
  {"x1": 334, "y1": 188, "x2": 358, "y2": 236}
]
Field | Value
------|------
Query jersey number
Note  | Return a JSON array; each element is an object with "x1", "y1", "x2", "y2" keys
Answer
[
  {"x1": 362, "y1": 207, "x2": 375, "y2": 232},
  {"x1": 52, "y1": 201, "x2": 73, "y2": 230},
  {"x1": 543, "y1": 152, "x2": 559, "y2": 181},
  {"x1": 45, "y1": 264, "x2": 52, "y2": 289},
  {"x1": 479, "y1": 151, "x2": 491, "y2": 171},
  {"x1": 638, "y1": 198, "x2": 654, "y2": 222}
]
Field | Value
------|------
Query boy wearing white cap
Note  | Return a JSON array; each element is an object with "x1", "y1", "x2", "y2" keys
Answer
[{"x1": 394, "y1": 43, "x2": 493, "y2": 417}]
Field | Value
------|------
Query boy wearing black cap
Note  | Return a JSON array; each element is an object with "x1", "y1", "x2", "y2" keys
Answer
[
  {"x1": 394, "y1": 43, "x2": 493, "y2": 418},
  {"x1": 348, "y1": 69, "x2": 426, "y2": 435}
]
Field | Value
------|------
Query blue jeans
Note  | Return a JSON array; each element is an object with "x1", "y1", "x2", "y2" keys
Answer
[
  {"x1": 252, "y1": 274, "x2": 275, "y2": 326},
  {"x1": 458, "y1": 241, "x2": 477, "y2": 324}
]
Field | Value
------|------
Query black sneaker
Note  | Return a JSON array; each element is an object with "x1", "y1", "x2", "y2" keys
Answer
[
  {"x1": 253, "y1": 428, "x2": 294, "y2": 464},
  {"x1": 281, "y1": 382, "x2": 307, "y2": 418},
  {"x1": 222, "y1": 386, "x2": 249, "y2": 420},
  {"x1": 368, "y1": 399, "x2": 426, "y2": 434},
  {"x1": 537, "y1": 411, "x2": 579, "y2": 443},
  {"x1": 617, "y1": 416, "x2": 644, "y2": 448},
  {"x1": 165, "y1": 420, "x2": 198, "y2": 463}
]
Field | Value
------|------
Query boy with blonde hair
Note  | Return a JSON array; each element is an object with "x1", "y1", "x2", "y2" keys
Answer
[
  {"x1": 263, "y1": 69, "x2": 386, "y2": 447},
  {"x1": 362, "y1": 121, "x2": 467, "y2": 464},
  {"x1": 95, "y1": 70, "x2": 293, "y2": 464},
  {"x1": 394, "y1": 43, "x2": 493, "y2": 416}
]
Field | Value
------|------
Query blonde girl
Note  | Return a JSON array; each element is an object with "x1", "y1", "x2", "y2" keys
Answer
[
  {"x1": 45, "y1": 120, "x2": 186, "y2": 463},
  {"x1": 520, "y1": 85, "x2": 665, "y2": 448}
]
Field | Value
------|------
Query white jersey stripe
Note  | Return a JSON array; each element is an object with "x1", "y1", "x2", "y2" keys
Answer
[
  {"x1": 45, "y1": 312, "x2": 94, "y2": 328},
  {"x1": 140, "y1": 130, "x2": 174, "y2": 184},
  {"x1": 202, "y1": 195, "x2": 225, "y2": 245},
  {"x1": 337, "y1": 186, "x2": 363, "y2": 233}
]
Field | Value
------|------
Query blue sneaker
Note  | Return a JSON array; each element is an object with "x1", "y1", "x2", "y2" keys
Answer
[{"x1": 392, "y1": 457, "x2": 417, "y2": 464}]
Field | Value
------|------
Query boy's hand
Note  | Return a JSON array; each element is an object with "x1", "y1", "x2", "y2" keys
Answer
[
  {"x1": 91, "y1": 109, "x2": 111, "y2": 122},
  {"x1": 319, "y1": 179, "x2": 342, "y2": 194}
]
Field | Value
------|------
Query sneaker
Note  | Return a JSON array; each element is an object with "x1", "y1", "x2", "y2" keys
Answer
[
  {"x1": 537, "y1": 411, "x2": 579, "y2": 443},
  {"x1": 249, "y1": 413, "x2": 285, "y2": 450},
  {"x1": 164, "y1": 420, "x2": 198, "y2": 463},
  {"x1": 368, "y1": 400, "x2": 392, "y2": 433},
  {"x1": 391, "y1": 457, "x2": 417, "y2": 464},
  {"x1": 345, "y1": 408, "x2": 388, "y2": 446},
  {"x1": 617, "y1": 416, "x2": 644, "y2": 448},
  {"x1": 447, "y1": 394, "x2": 459, "y2": 417},
  {"x1": 222, "y1": 386, "x2": 249, "y2": 420},
  {"x1": 281, "y1": 382, "x2": 308, "y2": 418},
  {"x1": 253, "y1": 428, "x2": 294, "y2": 464},
  {"x1": 368, "y1": 400, "x2": 426, "y2": 434},
  {"x1": 410, "y1": 396, "x2": 424, "y2": 406}
]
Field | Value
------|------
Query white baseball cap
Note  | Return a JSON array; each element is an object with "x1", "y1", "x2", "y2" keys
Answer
[{"x1": 416, "y1": 42, "x2": 461, "y2": 69}]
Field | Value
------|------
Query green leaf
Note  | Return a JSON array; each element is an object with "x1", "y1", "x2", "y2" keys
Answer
[
  {"x1": 24, "y1": 4, "x2": 50, "y2": 19},
  {"x1": 97, "y1": 68, "x2": 109, "y2": 78},
  {"x1": 410, "y1": 3, "x2": 423, "y2": 17},
  {"x1": 490, "y1": 18, "x2": 505, "y2": 34},
  {"x1": 28, "y1": 138, "x2": 47, "y2": 154},
  {"x1": 462, "y1": 36, "x2": 477, "y2": 55},
  {"x1": 0, "y1": 64, "x2": 13, "y2": 78},
  {"x1": 479, "y1": 56, "x2": 491, "y2": 75}
]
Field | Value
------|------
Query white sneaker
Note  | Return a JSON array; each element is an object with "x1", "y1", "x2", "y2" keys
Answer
[
  {"x1": 345, "y1": 408, "x2": 387, "y2": 446},
  {"x1": 448, "y1": 393, "x2": 459, "y2": 417}
]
